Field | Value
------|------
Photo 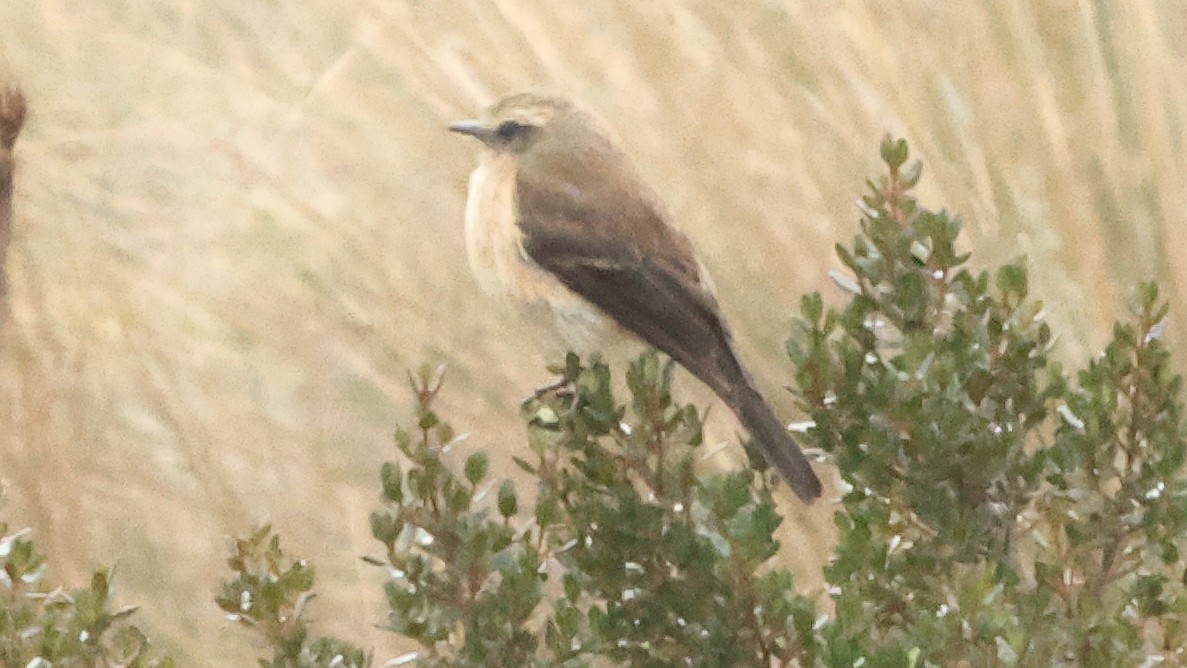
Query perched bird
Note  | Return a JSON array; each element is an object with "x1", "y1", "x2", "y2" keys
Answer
[{"x1": 450, "y1": 93, "x2": 822, "y2": 502}]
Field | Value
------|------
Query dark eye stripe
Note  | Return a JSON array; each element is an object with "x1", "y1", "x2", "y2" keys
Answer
[{"x1": 496, "y1": 120, "x2": 521, "y2": 140}]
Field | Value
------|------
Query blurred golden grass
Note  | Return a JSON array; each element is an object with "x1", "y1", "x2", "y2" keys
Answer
[{"x1": 0, "y1": 1, "x2": 1184, "y2": 664}]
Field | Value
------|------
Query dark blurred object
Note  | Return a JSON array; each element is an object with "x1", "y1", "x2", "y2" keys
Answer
[{"x1": 0, "y1": 87, "x2": 26, "y2": 322}]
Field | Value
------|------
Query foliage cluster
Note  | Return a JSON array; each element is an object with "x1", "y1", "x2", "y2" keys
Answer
[
  {"x1": 0, "y1": 486, "x2": 174, "y2": 667},
  {"x1": 791, "y1": 138, "x2": 1187, "y2": 666}
]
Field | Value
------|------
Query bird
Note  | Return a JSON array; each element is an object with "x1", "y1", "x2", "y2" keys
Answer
[{"x1": 449, "y1": 93, "x2": 822, "y2": 502}]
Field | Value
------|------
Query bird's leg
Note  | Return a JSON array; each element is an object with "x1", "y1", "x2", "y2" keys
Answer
[
  {"x1": 532, "y1": 375, "x2": 569, "y2": 398},
  {"x1": 531, "y1": 351, "x2": 596, "y2": 400}
]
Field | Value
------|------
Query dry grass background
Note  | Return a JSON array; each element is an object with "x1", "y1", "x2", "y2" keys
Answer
[{"x1": 0, "y1": 0, "x2": 1184, "y2": 664}]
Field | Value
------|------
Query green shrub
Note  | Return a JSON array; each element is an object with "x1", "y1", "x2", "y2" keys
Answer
[
  {"x1": 217, "y1": 526, "x2": 370, "y2": 668},
  {"x1": 794, "y1": 138, "x2": 1187, "y2": 666},
  {"x1": 0, "y1": 487, "x2": 174, "y2": 667}
]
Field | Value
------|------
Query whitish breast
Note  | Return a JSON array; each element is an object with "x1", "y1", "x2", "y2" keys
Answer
[{"x1": 462, "y1": 152, "x2": 610, "y2": 350}]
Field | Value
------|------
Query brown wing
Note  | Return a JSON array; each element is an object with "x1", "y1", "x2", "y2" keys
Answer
[{"x1": 514, "y1": 164, "x2": 748, "y2": 401}]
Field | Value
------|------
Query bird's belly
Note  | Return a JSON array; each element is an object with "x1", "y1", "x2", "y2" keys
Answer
[{"x1": 463, "y1": 154, "x2": 612, "y2": 351}]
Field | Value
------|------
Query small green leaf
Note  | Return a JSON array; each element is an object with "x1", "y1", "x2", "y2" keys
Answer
[
  {"x1": 536, "y1": 495, "x2": 559, "y2": 527},
  {"x1": 464, "y1": 451, "x2": 489, "y2": 485},
  {"x1": 498, "y1": 480, "x2": 518, "y2": 519},
  {"x1": 563, "y1": 573, "x2": 581, "y2": 603},
  {"x1": 369, "y1": 511, "x2": 399, "y2": 544},
  {"x1": 417, "y1": 410, "x2": 439, "y2": 431},
  {"x1": 556, "y1": 603, "x2": 581, "y2": 637},
  {"x1": 512, "y1": 455, "x2": 537, "y2": 474},
  {"x1": 801, "y1": 292, "x2": 824, "y2": 322},
  {"x1": 380, "y1": 461, "x2": 403, "y2": 502},
  {"x1": 445, "y1": 480, "x2": 470, "y2": 512},
  {"x1": 880, "y1": 134, "x2": 909, "y2": 170},
  {"x1": 995, "y1": 263, "x2": 1027, "y2": 297}
]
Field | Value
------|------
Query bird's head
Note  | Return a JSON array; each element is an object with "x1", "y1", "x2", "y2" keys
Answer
[
  {"x1": 450, "y1": 93, "x2": 594, "y2": 156},
  {"x1": 450, "y1": 93, "x2": 641, "y2": 206}
]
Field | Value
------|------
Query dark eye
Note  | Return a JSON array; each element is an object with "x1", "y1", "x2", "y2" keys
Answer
[{"x1": 495, "y1": 120, "x2": 522, "y2": 141}]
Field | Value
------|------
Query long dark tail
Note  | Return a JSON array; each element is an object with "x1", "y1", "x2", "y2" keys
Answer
[
  {"x1": 728, "y1": 383, "x2": 822, "y2": 502},
  {"x1": 667, "y1": 339, "x2": 823, "y2": 502}
]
